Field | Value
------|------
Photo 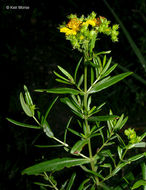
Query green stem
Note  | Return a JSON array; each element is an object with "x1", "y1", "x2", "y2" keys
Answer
[
  {"x1": 52, "y1": 136, "x2": 68, "y2": 147},
  {"x1": 44, "y1": 172, "x2": 58, "y2": 190},
  {"x1": 84, "y1": 63, "x2": 99, "y2": 185},
  {"x1": 33, "y1": 116, "x2": 41, "y2": 126}
]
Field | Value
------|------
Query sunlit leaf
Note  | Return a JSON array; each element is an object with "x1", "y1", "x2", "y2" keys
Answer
[
  {"x1": 117, "y1": 146, "x2": 123, "y2": 160},
  {"x1": 20, "y1": 92, "x2": 34, "y2": 117},
  {"x1": 89, "y1": 72, "x2": 132, "y2": 94},
  {"x1": 42, "y1": 119, "x2": 54, "y2": 138},
  {"x1": 22, "y1": 157, "x2": 90, "y2": 175},
  {"x1": 58, "y1": 66, "x2": 74, "y2": 83}
]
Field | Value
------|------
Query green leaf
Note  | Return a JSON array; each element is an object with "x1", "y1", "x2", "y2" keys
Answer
[
  {"x1": 112, "y1": 162, "x2": 129, "y2": 176},
  {"x1": 91, "y1": 67, "x2": 94, "y2": 85},
  {"x1": 64, "y1": 117, "x2": 73, "y2": 144},
  {"x1": 42, "y1": 120, "x2": 54, "y2": 138},
  {"x1": 36, "y1": 88, "x2": 80, "y2": 95},
  {"x1": 68, "y1": 128, "x2": 82, "y2": 138},
  {"x1": 54, "y1": 71, "x2": 69, "y2": 82},
  {"x1": 55, "y1": 78, "x2": 71, "y2": 85},
  {"x1": 95, "y1": 50, "x2": 111, "y2": 56},
  {"x1": 22, "y1": 157, "x2": 90, "y2": 175},
  {"x1": 78, "y1": 178, "x2": 90, "y2": 190},
  {"x1": 71, "y1": 139, "x2": 88, "y2": 154},
  {"x1": 77, "y1": 74, "x2": 84, "y2": 88},
  {"x1": 128, "y1": 153, "x2": 145, "y2": 162},
  {"x1": 89, "y1": 72, "x2": 132, "y2": 94},
  {"x1": 74, "y1": 57, "x2": 83, "y2": 82},
  {"x1": 20, "y1": 92, "x2": 34, "y2": 117},
  {"x1": 128, "y1": 142, "x2": 146, "y2": 149},
  {"x1": 44, "y1": 97, "x2": 58, "y2": 121},
  {"x1": 102, "y1": 63, "x2": 118, "y2": 78},
  {"x1": 101, "y1": 57, "x2": 112, "y2": 75},
  {"x1": 24, "y1": 85, "x2": 33, "y2": 106},
  {"x1": 132, "y1": 180, "x2": 146, "y2": 189},
  {"x1": 66, "y1": 173, "x2": 76, "y2": 190},
  {"x1": 88, "y1": 115, "x2": 118, "y2": 122},
  {"x1": 80, "y1": 165, "x2": 104, "y2": 180},
  {"x1": 35, "y1": 144, "x2": 63, "y2": 148},
  {"x1": 117, "y1": 146, "x2": 123, "y2": 160},
  {"x1": 58, "y1": 66, "x2": 74, "y2": 83},
  {"x1": 6, "y1": 118, "x2": 41, "y2": 129},
  {"x1": 61, "y1": 97, "x2": 83, "y2": 118}
]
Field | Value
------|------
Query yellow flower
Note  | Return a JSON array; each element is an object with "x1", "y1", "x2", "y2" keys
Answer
[
  {"x1": 60, "y1": 27, "x2": 77, "y2": 36},
  {"x1": 67, "y1": 18, "x2": 82, "y2": 32},
  {"x1": 82, "y1": 19, "x2": 97, "y2": 27},
  {"x1": 80, "y1": 35, "x2": 84, "y2": 40}
]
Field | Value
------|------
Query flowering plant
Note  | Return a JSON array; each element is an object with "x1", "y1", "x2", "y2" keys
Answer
[{"x1": 7, "y1": 12, "x2": 146, "y2": 189}]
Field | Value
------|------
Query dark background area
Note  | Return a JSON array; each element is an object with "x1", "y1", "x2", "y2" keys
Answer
[{"x1": 0, "y1": 0, "x2": 146, "y2": 189}]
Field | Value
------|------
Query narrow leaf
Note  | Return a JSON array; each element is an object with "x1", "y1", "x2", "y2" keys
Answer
[
  {"x1": 36, "y1": 88, "x2": 80, "y2": 95},
  {"x1": 55, "y1": 78, "x2": 71, "y2": 85},
  {"x1": 128, "y1": 153, "x2": 145, "y2": 162},
  {"x1": 102, "y1": 63, "x2": 118, "y2": 78},
  {"x1": 44, "y1": 97, "x2": 58, "y2": 120},
  {"x1": 88, "y1": 115, "x2": 118, "y2": 122},
  {"x1": 6, "y1": 118, "x2": 41, "y2": 129},
  {"x1": 24, "y1": 85, "x2": 33, "y2": 106},
  {"x1": 42, "y1": 120, "x2": 54, "y2": 138},
  {"x1": 74, "y1": 57, "x2": 83, "y2": 82},
  {"x1": 71, "y1": 140, "x2": 88, "y2": 154},
  {"x1": 54, "y1": 71, "x2": 69, "y2": 82},
  {"x1": 20, "y1": 92, "x2": 34, "y2": 117},
  {"x1": 117, "y1": 146, "x2": 123, "y2": 160},
  {"x1": 132, "y1": 180, "x2": 146, "y2": 189},
  {"x1": 22, "y1": 157, "x2": 90, "y2": 175},
  {"x1": 66, "y1": 173, "x2": 76, "y2": 190},
  {"x1": 101, "y1": 57, "x2": 112, "y2": 75},
  {"x1": 64, "y1": 117, "x2": 73, "y2": 143},
  {"x1": 89, "y1": 72, "x2": 132, "y2": 94},
  {"x1": 58, "y1": 66, "x2": 74, "y2": 82}
]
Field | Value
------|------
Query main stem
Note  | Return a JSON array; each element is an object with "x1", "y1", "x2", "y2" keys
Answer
[{"x1": 84, "y1": 64, "x2": 99, "y2": 184}]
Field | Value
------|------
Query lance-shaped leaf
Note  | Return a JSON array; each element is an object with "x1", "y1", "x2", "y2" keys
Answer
[
  {"x1": 22, "y1": 157, "x2": 90, "y2": 175},
  {"x1": 117, "y1": 146, "x2": 123, "y2": 160},
  {"x1": 128, "y1": 153, "x2": 145, "y2": 162},
  {"x1": 88, "y1": 115, "x2": 118, "y2": 122},
  {"x1": 89, "y1": 72, "x2": 132, "y2": 94},
  {"x1": 42, "y1": 119, "x2": 54, "y2": 138},
  {"x1": 24, "y1": 85, "x2": 33, "y2": 106},
  {"x1": 114, "y1": 114, "x2": 128, "y2": 131},
  {"x1": 71, "y1": 139, "x2": 88, "y2": 154},
  {"x1": 36, "y1": 88, "x2": 81, "y2": 95},
  {"x1": 66, "y1": 172, "x2": 76, "y2": 190},
  {"x1": 58, "y1": 66, "x2": 74, "y2": 83},
  {"x1": 61, "y1": 97, "x2": 83, "y2": 118},
  {"x1": 6, "y1": 118, "x2": 41, "y2": 129},
  {"x1": 20, "y1": 92, "x2": 34, "y2": 117},
  {"x1": 132, "y1": 180, "x2": 146, "y2": 190},
  {"x1": 74, "y1": 57, "x2": 83, "y2": 82}
]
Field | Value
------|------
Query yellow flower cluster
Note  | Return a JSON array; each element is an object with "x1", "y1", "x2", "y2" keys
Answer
[
  {"x1": 60, "y1": 18, "x2": 82, "y2": 36},
  {"x1": 59, "y1": 12, "x2": 119, "y2": 52},
  {"x1": 82, "y1": 19, "x2": 97, "y2": 27}
]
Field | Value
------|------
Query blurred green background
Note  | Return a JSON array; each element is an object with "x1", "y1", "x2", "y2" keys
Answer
[{"x1": 0, "y1": 0, "x2": 146, "y2": 189}]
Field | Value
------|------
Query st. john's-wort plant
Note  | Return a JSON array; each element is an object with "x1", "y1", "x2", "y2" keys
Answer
[{"x1": 7, "y1": 12, "x2": 146, "y2": 190}]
